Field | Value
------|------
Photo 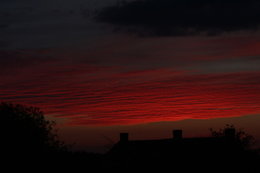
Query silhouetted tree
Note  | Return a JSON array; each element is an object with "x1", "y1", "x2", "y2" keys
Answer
[
  {"x1": 0, "y1": 102, "x2": 66, "y2": 156},
  {"x1": 210, "y1": 124, "x2": 255, "y2": 149}
]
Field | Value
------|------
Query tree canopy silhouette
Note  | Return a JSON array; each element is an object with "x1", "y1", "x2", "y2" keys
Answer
[
  {"x1": 210, "y1": 124, "x2": 255, "y2": 149},
  {"x1": 0, "y1": 102, "x2": 65, "y2": 156}
]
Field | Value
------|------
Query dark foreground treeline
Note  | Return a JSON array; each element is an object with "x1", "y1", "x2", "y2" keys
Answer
[{"x1": 1, "y1": 102, "x2": 259, "y2": 172}]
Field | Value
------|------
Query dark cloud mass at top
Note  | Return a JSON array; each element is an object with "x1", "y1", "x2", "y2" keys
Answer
[{"x1": 97, "y1": 0, "x2": 260, "y2": 36}]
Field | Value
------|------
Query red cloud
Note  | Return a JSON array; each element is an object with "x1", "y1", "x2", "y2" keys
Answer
[{"x1": 1, "y1": 57, "x2": 260, "y2": 126}]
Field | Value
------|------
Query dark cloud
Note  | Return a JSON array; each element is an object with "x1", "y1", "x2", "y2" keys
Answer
[{"x1": 97, "y1": 0, "x2": 260, "y2": 36}]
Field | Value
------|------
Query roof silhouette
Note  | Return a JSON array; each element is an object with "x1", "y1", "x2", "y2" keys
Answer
[
  {"x1": 109, "y1": 129, "x2": 240, "y2": 155},
  {"x1": 103, "y1": 129, "x2": 258, "y2": 172}
]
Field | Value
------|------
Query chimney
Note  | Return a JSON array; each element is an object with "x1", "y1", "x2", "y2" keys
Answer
[
  {"x1": 173, "y1": 130, "x2": 183, "y2": 139},
  {"x1": 224, "y1": 128, "x2": 236, "y2": 139},
  {"x1": 120, "y1": 133, "x2": 129, "y2": 142}
]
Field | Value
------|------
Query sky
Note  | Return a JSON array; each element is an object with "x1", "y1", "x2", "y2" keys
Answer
[{"x1": 1, "y1": 0, "x2": 260, "y2": 152}]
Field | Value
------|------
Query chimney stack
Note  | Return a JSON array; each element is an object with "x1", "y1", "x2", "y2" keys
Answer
[
  {"x1": 120, "y1": 133, "x2": 129, "y2": 142},
  {"x1": 173, "y1": 130, "x2": 183, "y2": 139}
]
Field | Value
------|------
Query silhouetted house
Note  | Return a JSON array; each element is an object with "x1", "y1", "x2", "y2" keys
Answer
[
  {"x1": 110, "y1": 129, "x2": 239, "y2": 155},
  {"x1": 105, "y1": 128, "x2": 247, "y2": 172}
]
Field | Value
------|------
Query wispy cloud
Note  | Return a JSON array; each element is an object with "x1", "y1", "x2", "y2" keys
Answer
[{"x1": 1, "y1": 50, "x2": 260, "y2": 125}]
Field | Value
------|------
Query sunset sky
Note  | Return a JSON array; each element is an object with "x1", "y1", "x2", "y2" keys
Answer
[{"x1": 1, "y1": 0, "x2": 260, "y2": 152}]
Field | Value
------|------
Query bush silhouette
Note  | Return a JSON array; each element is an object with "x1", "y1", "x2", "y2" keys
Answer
[{"x1": 0, "y1": 102, "x2": 65, "y2": 156}]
